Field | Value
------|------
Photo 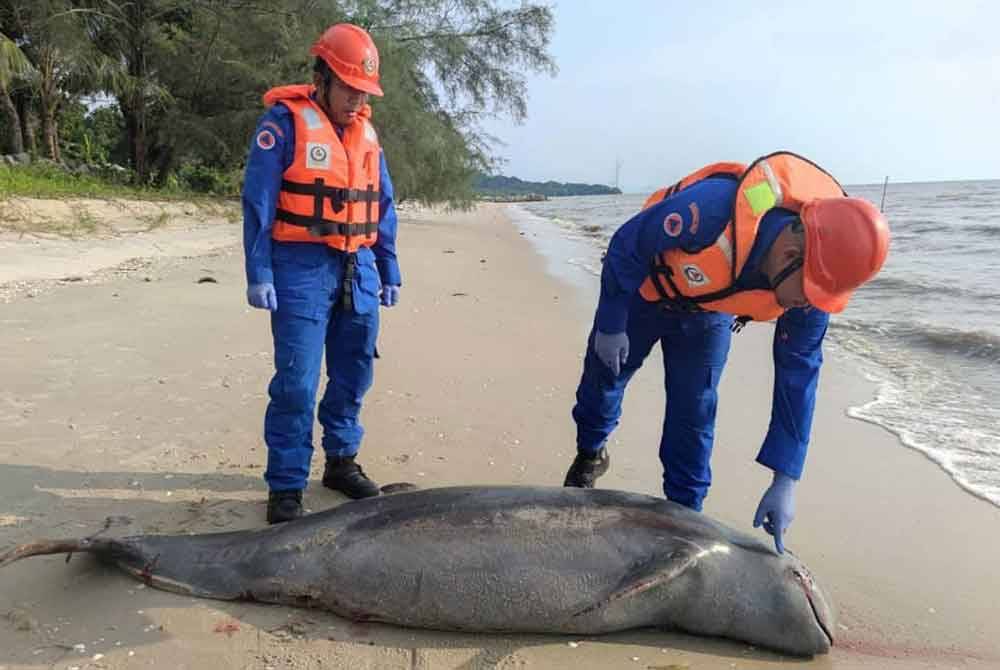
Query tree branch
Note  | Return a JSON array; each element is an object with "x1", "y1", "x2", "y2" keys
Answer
[{"x1": 394, "y1": 8, "x2": 544, "y2": 43}]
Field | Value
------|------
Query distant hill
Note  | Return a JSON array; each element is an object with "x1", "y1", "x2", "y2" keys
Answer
[{"x1": 474, "y1": 174, "x2": 621, "y2": 200}]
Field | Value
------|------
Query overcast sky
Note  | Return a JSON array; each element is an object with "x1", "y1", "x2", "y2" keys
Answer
[{"x1": 481, "y1": 0, "x2": 1000, "y2": 192}]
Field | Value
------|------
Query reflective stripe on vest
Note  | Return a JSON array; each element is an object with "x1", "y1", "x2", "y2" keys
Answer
[
  {"x1": 263, "y1": 84, "x2": 382, "y2": 252},
  {"x1": 637, "y1": 152, "x2": 846, "y2": 322}
]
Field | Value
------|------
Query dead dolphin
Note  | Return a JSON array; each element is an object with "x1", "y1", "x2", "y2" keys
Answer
[{"x1": 0, "y1": 486, "x2": 834, "y2": 655}]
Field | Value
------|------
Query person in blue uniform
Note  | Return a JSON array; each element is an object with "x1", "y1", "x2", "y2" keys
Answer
[
  {"x1": 242, "y1": 24, "x2": 401, "y2": 523},
  {"x1": 564, "y1": 154, "x2": 890, "y2": 553}
]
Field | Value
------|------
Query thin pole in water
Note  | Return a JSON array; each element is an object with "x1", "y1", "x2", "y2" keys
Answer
[{"x1": 879, "y1": 175, "x2": 889, "y2": 212}]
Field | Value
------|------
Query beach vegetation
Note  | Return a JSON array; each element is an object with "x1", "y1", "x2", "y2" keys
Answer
[{"x1": 0, "y1": 0, "x2": 556, "y2": 207}]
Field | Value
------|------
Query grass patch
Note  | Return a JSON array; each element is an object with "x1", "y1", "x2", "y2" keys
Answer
[
  {"x1": 0, "y1": 162, "x2": 239, "y2": 201},
  {"x1": 1, "y1": 162, "x2": 147, "y2": 199}
]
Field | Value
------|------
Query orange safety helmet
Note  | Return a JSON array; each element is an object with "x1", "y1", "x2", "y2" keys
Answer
[
  {"x1": 800, "y1": 197, "x2": 890, "y2": 313},
  {"x1": 310, "y1": 23, "x2": 383, "y2": 97}
]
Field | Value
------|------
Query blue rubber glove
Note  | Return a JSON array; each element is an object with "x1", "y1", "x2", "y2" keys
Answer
[
  {"x1": 594, "y1": 330, "x2": 629, "y2": 376},
  {"x1": 381, "y1": 284, "x2": 400, "y2": 307},
  {"x1": 247, "y1": 282, "x2": 277, "y2": 311},
  {"x1": 753, "y1": 471, "x2": 797, "y2": 554}
]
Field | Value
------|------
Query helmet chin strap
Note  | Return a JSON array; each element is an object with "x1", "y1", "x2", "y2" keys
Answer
[
  {"x1": 770, "y1": 257, "x2": 803, "y2": 290},
  {"x1": 314, "y1": 86, "x2": 336, "y2": 123}
]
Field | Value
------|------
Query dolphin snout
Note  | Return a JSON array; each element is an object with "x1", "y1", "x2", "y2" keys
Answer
[{"x1": 791, "y1": 566, "x2": 835, "y2": 652}]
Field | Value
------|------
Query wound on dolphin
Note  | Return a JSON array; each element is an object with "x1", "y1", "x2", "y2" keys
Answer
[{"x1": 0, "y1": 486, "x2": 835, "y2": 656}]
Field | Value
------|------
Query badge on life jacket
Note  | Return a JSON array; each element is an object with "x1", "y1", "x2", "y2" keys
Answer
[{"x1": 306, "y1": 143, "x2": 331, "y2": 170}]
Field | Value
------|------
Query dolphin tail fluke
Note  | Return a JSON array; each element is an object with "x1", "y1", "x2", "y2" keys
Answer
[{"x1": 0, "y1": 538, "x2": 121, "y2": 568}]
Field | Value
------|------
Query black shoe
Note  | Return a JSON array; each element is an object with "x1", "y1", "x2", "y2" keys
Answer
[
  {"x1": 322, "y1": 456, "x2": 380, "y2": 499},
  {"x1": 563, "y1": 448, "x2": 610, "y2": 488},
  {"x1": 267, "y1": 489, "x2": 303, "y2": 524}
]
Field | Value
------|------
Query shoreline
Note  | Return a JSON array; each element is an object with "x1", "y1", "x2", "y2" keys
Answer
[
  {"x1": 467, "y1": 203, "x2": 1000, "y2": 667},
  {"x1": 506, "y1": 200, "x2": 1000, "y2": 515},
  {"x1": 0, "y1": 200, "x2": 997, "y2": 669},
  {"x1": 844, "y1": 369, "x2": 1000, "y2": 509}
]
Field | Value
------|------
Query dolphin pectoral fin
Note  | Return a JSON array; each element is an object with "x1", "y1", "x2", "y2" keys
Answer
[{"x1": 572, "y1": 545, "x2": 699, "y2": 618}]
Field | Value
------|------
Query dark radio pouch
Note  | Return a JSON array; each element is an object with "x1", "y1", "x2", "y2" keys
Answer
[{"x1": 340, "y1": 252, "x2": 357, "y2": 312}]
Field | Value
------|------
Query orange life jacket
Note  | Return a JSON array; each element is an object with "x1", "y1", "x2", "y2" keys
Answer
[
  {"x1": 638, "y1": 152, "x2": 846, "y2": 323},
  {"x1": 263, "y1": 84, "x2": 381, "y2": 252}
]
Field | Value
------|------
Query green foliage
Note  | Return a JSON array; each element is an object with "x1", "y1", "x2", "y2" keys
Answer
[
  {"x1": 363, "y1": 0, "x2": 556, "y2": 204},
  {"x1": 0, "y1": 161, "x2": 219, "y2": 199},
  {"x1": 0, "y1": 31, "x2": 35, "y2": 154},
  {"x1": 0, "y1": 161, "x2": 131, "y2": 197},
  {"x1": 373, "y1": 1, "x2": 556, "y2": 122},
  {"x1": 0, "y1": 32, "x2": 33, "y2": 89},
  {"x1": 58, "y1": 101, "x2": 102, "y2": 163},
  {"x1": 373, "y1": 38, "x2": 482, "y2": 205},
  {"x1": 174, "y1": 163, "x2": 241, "y2": 195},
  {"x1": 55, "y1": 101, "x2": 126, "y2": 165},
  {"x1": 1, "y1": 0, "x2": 96, "y2": 160},
  {"x1": 2, "y1": 0, "x2": 557, "y2": 204},
  {"x1": 88, "y1": 105, "x2": 128, "y2": 164}
]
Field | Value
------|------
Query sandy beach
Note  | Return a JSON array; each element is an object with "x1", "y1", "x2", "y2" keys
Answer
[{"x1": 1, "y1": 199, "x2": 997, "y2": 669}]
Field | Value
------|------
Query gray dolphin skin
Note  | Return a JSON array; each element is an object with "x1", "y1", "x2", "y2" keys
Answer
[{"x1": 0, "y1": 486, "x2": 834, "y2": 656}]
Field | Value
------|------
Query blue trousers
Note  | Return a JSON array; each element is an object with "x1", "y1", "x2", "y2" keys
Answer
[
  {"x1": 263, "y1": 242, "x2": 381, "y2": 492},
  {"x1": 572, "y1": 299, "x2": 733, "y2": 510}
]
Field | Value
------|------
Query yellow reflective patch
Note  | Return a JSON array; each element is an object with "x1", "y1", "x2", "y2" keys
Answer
[{"x1": 743, "y1": 181, "x2": 776, "y2": 216}]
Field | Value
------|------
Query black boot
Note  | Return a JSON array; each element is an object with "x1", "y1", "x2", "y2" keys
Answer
[
  {"x1": 563, "y1": 448, "x2": 610, "y2": 488},
  {"x1": 322, "y1": 455, "x2": 380, "y2": 499},
  {"x1": 267, "y1": 489, "x2": 303, "y2": 524}
]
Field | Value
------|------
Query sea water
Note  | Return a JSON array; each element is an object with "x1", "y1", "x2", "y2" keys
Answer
[{"x1": 508, "y1": 179, "x2": 1000, "y2": 507}]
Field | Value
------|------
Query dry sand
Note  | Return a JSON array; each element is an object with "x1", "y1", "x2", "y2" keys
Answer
[{"x1": 0, "y1": 198, "x2": 997, "y2": 669}]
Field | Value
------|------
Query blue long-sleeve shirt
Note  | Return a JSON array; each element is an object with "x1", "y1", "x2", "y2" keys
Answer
[
  {"x1": 241, "y1": 102, "x2": 401, "y2": 288},
  {"x1": 598, "y1": 176, "x2": 829, "y2": 480}
]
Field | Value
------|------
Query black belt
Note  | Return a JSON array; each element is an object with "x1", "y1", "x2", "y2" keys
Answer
[
  {"x1": 274, "y1": 209, "x2": 378, "y2": 238},
  {"x1": 280, "y1": 180, "x2": 379, "y2": 213},
  {"x1": 279, "y1": 178, "x2": 379, "y2": 239}
]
